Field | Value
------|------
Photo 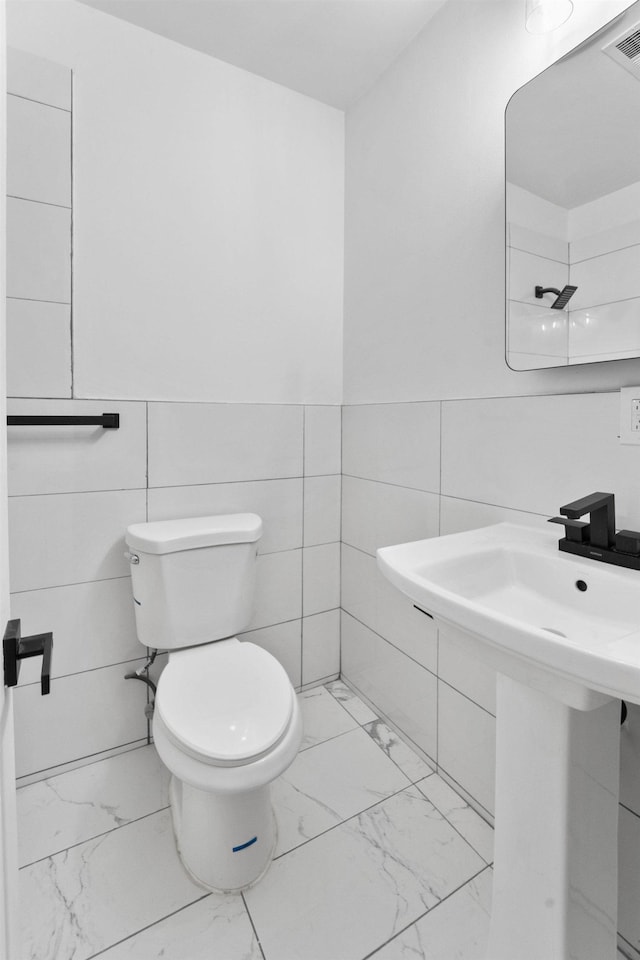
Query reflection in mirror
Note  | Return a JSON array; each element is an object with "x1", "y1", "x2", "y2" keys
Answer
[{"x1": 506, "y1": 1, "x2": 640, "y2": 369}]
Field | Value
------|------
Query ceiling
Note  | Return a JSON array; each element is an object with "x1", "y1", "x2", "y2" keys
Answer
[{"x1": 77, "y1": 0, "x2": 446, "y2": 109}]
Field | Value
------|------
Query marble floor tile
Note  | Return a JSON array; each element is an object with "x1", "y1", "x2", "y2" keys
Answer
[
  {"x1": 326, "y1": 679, "x2": 379, "y2": 724},
  {"x1": 416, "y1": 775, "x2": 494, "y2": 864},
  {"x1": 365, "y1": 719, "x2": 435, "y2": 783},
  {"x1": 299, "y1": 685, "x2": 359, "y2": 749},
  {"x1": 19, "y1": 809, "x2": 202, "y2": 960},
  {"x1": 369, "y1": 867, "x2": 493, "y2": 960},
  {"x1": 273, "y1": 727, "x2": 410, "y2": 855},
  {"x1": 245, "y1": 786, "x2": 485, "y2": 960},
  {"x1": 17, "y1": 745, "x2": 169, "y2": 866},
  {"x1": 95, "y1": 893, "x2": 261, "y2": 959}
]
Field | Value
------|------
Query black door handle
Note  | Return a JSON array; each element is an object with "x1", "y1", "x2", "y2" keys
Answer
[{"x1": 3, "y1": 619, "x2": 53, "y2": 695}]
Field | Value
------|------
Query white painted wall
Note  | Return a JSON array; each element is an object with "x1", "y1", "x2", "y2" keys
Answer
[
  {"x1": 7, "y1": 0, "x2": 344, "y2": 405},
  {"x1": 343, "y1": 0, "x2": 635, "y2": 403},
  {"x1": 342, "y1": 2, "x2": 640, "y2": 953}
]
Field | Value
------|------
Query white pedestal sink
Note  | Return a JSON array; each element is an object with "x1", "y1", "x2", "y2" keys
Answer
[{"x1": 378, "y1": 523, "x2": 640, "y2": 960}]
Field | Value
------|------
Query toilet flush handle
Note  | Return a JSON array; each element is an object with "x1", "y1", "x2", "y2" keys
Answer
[{"x1": 124, "y1": 551, "x2": 140, "y2": 564}]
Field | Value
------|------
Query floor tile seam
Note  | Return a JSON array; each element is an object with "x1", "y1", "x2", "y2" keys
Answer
[
  {"x1": 85, "y1": 892, "x2": 213, "y2": 959},
  {"x1": 324, "y1": 679, "x2": 380, "y2": 727},
  {"x1": 18, "y1": 803, "x2": 171, "y2": 870},
  {"x1": 435, "y1": 767, "x2": 494, "y2": 826},
  {"x1": 324, "y1": 682, "x2": 418, "y2": 773},
  {"x1": 412, "y1": 779, "x2": 494, "y2": 865},
  {"x1": 361, "y1": 719, "x2": 435, "y2": 786},
  {"x1": 340, "y1": 675, "x2": 438, "y2": 771},
  {"x1": 359, "y1": 862, "x2": 493, "y2": 960},
  {"x1": 271, "y1": 779, "x2": 458, "y2": 865},
  {"x1": 317, "y1": 679, "x2": 373, "y2": 728},
  {"x1": 298, "y1": 721, "x2": 371, "y2": 755},
  {"x1": 305, "y1": 719, "x2": 416, "y2": 792},
  {"x1": 340, "y1": 608, "x2": 438, "y2": 679},
  {"x1": 242, "y1": 890, "x2": 267, "y2": 960}
]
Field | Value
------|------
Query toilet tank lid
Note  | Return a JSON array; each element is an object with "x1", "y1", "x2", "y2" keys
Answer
[{"x1": 126, "y1": 513, "x2": 263, "y2": 555}]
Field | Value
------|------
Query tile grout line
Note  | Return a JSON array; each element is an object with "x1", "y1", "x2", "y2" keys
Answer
[
  {"x1": 18, "y1": 804, "x2": 172, "y2": 870},
  {"x1": 241, "y1": 891, "x2": 267, "y2": 960},
  {"x1": 359, "y1": 863, "x2": 493, "y2": 960},
  {"x1": 86, "y1": 892, "x2": 213, "y2": 959}
]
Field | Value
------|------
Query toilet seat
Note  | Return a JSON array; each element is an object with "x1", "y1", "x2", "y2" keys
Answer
[{"x1": 156, "y1": 639, "x2": 294, "y2": 767}]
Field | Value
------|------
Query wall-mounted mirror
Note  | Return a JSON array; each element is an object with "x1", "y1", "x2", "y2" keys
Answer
[{"x1": 506, "y1": 1, "x2": 640, "y2": 369}]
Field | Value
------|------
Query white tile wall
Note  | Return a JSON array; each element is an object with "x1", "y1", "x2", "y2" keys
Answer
[
  {"x1": 507, "y1": 351, "x2": 566, "y2": 370},
  {"x1": 342, "y1": 476, "x2": 439, "y2": 556},
  {"x1": 304, "y1": 405, "x2": 341, "y2": 476},
  {"x1": 250, "y1": 550, "x2": 302, "y2": 631},
  {"x1": 570, "y1": 218, "x2": 640, "y2": 264},
  {"x1": 438, "y1": 623, "x2": 497, "y2": 716},
  {"x1": 508, "y1": 248, "x2": 568, "y2": 306},
  {"x1": 8, "y1": 47, "x2": 71, "y2": 110},
  {"x1": 342, "y1": 402, "x2": 440, "y2": 490},
  {"x1": 570, "y1": 244, "x2": 640, "y2": 312},
  {"x1": 340, "y1": 394, "x2": 640, "y2": 891},
  {"x1": 620, "y1": 703, "x2": 640, "y2": 819},
  {"x1": 13, "y1": 660, "x2": 148, "y2": 779},
  {"x1": 7, "y1": 94, "x2": 71, "y2": 207},
  {"x1": 341, "y1": 612, "x2": 437, "y2": 761},
  {"x1": 439, "y1": 495, "x2": 548, "y2": 535},
  {"x1": 148, "y1": 402, "x2": 303, "y2": 487},
  {"x1": 508, "y1": 223, "x2": 567, "y2": 262},
  {"x1": 437, "y1": 681, "x2": 496, "y2": 816},
  {"x1": 302, "y1": 609, "x2": 340, "y2": 685},
  {"x1": 341, "y1": 543, "x2": 437, "y2": 673},
  {"x1": 440, "y1": 393, "x2": 640, "y2": 526},
  {"x1": 10, "y1": 578, "x2": 139, "y2": 684},
  {"x1": 569, "y1": 300, "x2": 640, "y2": 359},
  {"x1": 240, "y1": 620, "x2": 302, "y2": 688},
  {"x1": 148, "y1": 478, "x2": 303, "y2": 555},
  {"x1": 618, "y1": 806, "x2": 640, "y2": 951},
  {"x1": 7, "y1": 399, "x2": 147, "y2": 495},
  {"x1": 6, "y1": 197, "x2": 71, "y2": 303},
  {"x1": 302, "y1": 542, "x2": 340, "y2": 616},
  {"x1": 507, "y1": 300, "x2": 568, "y2": 360},
  {"x1": 303, "y1": 474, "x2": 341, "y2": 545},
  {"x1": 9, "y1": 489, "x2": 147, "y2": 593},
  {"x1": 6, "y1": 299, "x2": 71, "y2": 398}
]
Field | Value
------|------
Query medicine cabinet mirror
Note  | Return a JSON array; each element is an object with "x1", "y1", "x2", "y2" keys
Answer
[{"x1": 506, "y1": 1, "x2": 640, "y2": 369}]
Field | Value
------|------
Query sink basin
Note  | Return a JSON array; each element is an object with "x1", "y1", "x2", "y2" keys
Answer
[
  {"x1": 378, "y1": 522, "x2": 640, "y2": 707},
  {"x1": 378, "y1": 521, "x2": 636, "y2": 959}
]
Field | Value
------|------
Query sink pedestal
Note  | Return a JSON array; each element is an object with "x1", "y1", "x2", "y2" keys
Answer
[{"x1": 487, "y1": 675, "x2": 620, "y2": 960}]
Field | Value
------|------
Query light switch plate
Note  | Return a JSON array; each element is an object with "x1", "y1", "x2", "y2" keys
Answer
[{"x1": 620, "y1": 387, "x2": 640, "y2": 445}]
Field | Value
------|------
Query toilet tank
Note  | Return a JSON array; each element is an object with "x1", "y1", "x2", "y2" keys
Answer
[{"x1": 125, "y1": 514, "x2": 262, "y2": 650}]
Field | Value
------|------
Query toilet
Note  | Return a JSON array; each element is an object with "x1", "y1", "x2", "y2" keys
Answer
[{"x1": 125, "y1": 513, "x2": 303, "y2": 893}]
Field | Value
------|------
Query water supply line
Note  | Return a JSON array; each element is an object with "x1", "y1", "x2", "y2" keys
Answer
[{"x1": 125, "y1": 648, "x2": 158, "y2": 720}]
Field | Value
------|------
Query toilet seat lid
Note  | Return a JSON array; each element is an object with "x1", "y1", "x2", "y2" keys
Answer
[{"x1": 157, "y1": 640, "x2": 294, "y2": 764}]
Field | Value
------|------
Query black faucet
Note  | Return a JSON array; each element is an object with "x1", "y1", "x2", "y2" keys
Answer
[
  {"x1": 560, "y1": 492, "x2": 615, "y2": 549},
  {"x1": 549, "y1": 491, "x2": 640, "y2": 570}
]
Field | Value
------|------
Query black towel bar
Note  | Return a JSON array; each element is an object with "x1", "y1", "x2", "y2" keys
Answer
[{"x1": 6, "y1": 413, "x2": 120, "y2": 429}]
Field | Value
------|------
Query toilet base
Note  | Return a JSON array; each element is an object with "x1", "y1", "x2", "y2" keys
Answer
[{"x1": 170, "y1": 776, "x2": 278, "y2": 893}]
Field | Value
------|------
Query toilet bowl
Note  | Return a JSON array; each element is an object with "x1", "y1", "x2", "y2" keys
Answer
[{"x1": 125, "y1": 514, "x2": 303, "y2": 892}]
